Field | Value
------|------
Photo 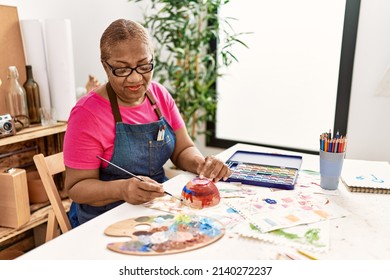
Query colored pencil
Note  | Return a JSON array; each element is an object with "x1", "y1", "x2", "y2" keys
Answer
[
  {"x1": 297, "y1": 249, "x2": 318, "y2": 260},
  {"x1": 319, "y1": 129, "x2": 346, "y2": 153}
]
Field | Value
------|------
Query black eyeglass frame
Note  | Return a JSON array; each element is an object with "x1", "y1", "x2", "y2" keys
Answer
[{"x1": 104, "y1": 57, "x2": 154, "y2": 77}]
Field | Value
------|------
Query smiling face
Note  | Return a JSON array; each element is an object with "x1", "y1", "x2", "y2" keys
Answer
[
  {"x1": 104, "y1": 40, "x2": 153, "y2": 106},
  {"x1": 100, "y1": 19, "x2": 154, "y2": 106}
]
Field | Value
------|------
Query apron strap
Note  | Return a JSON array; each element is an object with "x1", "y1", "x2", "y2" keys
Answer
[
  {"x1": 145, "y1": 90, "x2": 163, "y2": 119},
  {"x1": 106, "y1": 82, "x2": 122, "y2": 123}
]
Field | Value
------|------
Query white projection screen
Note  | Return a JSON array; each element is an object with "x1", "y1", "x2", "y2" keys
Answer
[{"x1": 211, "y1": 0, "x2": 360, "y2": 153}]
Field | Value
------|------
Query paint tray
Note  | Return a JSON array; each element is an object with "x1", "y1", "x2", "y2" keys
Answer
[{"x1": 225, "y1": 150, "x2": 302, "y2": 190}]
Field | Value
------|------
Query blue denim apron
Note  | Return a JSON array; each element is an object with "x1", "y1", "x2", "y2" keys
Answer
[{"x1": 73, "y1": 83, "x2": 176, "y2": 225}]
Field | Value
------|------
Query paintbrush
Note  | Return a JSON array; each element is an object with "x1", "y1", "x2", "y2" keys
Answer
[{"x1": 96, "y1": 155, "x2": 182, "y2": 201}]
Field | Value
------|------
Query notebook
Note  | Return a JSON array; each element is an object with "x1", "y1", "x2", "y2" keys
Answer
[
  {"x1": 225, "y1": 150, "x2": 302, "y2": 190},
  {"x1": 341, "y1": 159, "x2": 390, "y2": 194}
]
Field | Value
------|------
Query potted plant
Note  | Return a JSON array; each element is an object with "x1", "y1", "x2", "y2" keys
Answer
[{"x1": 128, "y1": 0, "x2": 248, "y2": 140}]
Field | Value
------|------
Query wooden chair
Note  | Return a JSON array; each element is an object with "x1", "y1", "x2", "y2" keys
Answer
[{"x1": 33, "y1": 152, "x2": 72, "y2": 242}]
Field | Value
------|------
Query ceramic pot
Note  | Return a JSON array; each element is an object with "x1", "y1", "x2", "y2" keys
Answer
[
  {"x1": 181, "y1": 177, "x2": 220, "y2": 209},
  {"x1": 27, "y1": 171, "x2": 48, "y2": 204}
]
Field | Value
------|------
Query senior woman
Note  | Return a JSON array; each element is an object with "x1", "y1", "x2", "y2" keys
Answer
[{"x1": 63, "y1": 19, "x2": 231, "y2": 226}]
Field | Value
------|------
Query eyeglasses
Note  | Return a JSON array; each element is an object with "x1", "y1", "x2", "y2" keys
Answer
[{"x1": 104, "y1": 57, "x2": 154, "y2": 77}]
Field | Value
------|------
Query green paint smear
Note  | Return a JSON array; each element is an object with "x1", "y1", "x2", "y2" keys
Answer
[
  {"x1": 304, "y1": 228, "x2": 321, "y2": 243},
  {"x1": 271, "y1": 228, "x2": 321, "y2": 244},
  {"x1": 249, "y1": 223, "x2": 325, "y2": 247},
  {"x1": 174, "y1": 213, "x2": 192, "y2": 224},
  {"x1": 249, "y1": 223, "x2": 260, "y2": 231},
  {"x1": 300, "y1": 169, "x2": 320, "y2": 175},
  {"x1": 272, "y1": 229, "x2": 300, "y2": 240}
]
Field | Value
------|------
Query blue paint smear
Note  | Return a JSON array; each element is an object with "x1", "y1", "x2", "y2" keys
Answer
[
  {"x1": 182, "y1": 185, "x2": 195, "y2": 195},
  {"x1": 197, "y1": 217, "x2": 221, "y2": 237},
  {"x1": 120, "y1": 241, "x2": 154, "y2": 252},
  {"x1": 227, "y1": 207, "x2": 238, "y2": 214},
  {"x1": 264, "y1": 218, "x2": 277, "y2": 226},
  {"x1": 265, "y1": 198, "x2": 277, "y2": 204}
]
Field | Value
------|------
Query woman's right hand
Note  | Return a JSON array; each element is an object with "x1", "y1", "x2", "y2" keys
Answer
[
  {"x1": 65, "y1": 167, "x2": 165, "y2": 206},
  {"x1": 121, "y1": 176, "x2": 165, "y2": 204}
]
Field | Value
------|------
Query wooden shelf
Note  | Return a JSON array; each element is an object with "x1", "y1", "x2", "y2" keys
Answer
[
  {"x1": 0, "y1": 122, "x2": 67, "y2": 146},
  {"x1": 0, "y1": 122, "x2": 68, "y2": 252},
  {"x1": 0, "y1": 199, "x2": 71, "y2": 245}
]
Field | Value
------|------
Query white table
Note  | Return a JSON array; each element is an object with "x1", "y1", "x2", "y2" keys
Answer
[{"x1": 18, "y1": 143, "x2": 390, "y2": 260}]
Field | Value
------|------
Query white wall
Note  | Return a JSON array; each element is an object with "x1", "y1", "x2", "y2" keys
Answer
[
  {"x1": 1, "y1": 0, "x2": 389, "y2": 161},
  {"x1": 346, "y1": 0, "x2": 390, "y2": 162},
  {"x1": 0, "y1": 0, "x2": 145, "y2": 88}
]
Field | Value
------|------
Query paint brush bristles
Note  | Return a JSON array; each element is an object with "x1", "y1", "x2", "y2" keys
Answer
[
  {"x1": 164, "y1": 191, "x2": 182, "y2": 201},
  {"x1": 96, "y1": 155, "x2": 182, "y2": 201}
]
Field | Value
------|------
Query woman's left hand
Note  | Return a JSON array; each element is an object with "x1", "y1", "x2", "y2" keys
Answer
[{"x1": 197, "y1": 155, "x2": 232, "y2": 182}]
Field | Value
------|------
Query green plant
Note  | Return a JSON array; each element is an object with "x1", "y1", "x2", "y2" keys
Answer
[{"x1": 128, "y1": 0, "x2": 248, "y2": 139}]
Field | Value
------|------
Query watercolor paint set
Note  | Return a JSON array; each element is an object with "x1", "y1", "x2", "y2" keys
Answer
[{"x1": 225, "y1": 150, "x2": 303, "y2": 190}]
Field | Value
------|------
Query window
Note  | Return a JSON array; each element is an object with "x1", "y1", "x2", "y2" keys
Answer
[{"x1": 208, "y1": 0, "x2": 360, "y2": 154}]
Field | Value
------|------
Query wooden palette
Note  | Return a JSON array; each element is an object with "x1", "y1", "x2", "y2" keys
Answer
[{"x1": 104, "y1": 213, "x2": 225, "y2": 255}]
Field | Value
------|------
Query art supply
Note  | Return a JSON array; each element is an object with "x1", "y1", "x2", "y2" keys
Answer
[
  {"x1": 227, "y1": 190, "x2": 348, "y2": 233},
  {"x1": 319, "y1": 150, "x2": 345, "y2": 190},
  {"x1": 318, "y1": 130, "x2": 343, "y2": 190},
  {"x1": 239, "y1": 220, "x2": 330, "y2": 253},
  {"x1": 297, "y1": 249, "x2": 318, "y2": 260},
  {"x1": 319, "y1": 130, "x2": 347, "y2": 190},
  {"x1": 283, "y1": 251, "x2": 302, "y2": 260},
  {"x1": 225, "y1": 150, "x2": 302, "y2": 190},
  {"x1": 104, "y1": 213, "x2": 225, "y2": 255},
  {"x1": 96, "y1": 155, "x2": 180, "y2": 200},
  {"x1": 319, "y1": 129, "x2": 347, "y2": 153},
  {"x1": 341, "y1": 159, "x2": 390, "y2": 194},
  {"x1": 181, "y1": 177, "x2": 220, "y2": 209}
]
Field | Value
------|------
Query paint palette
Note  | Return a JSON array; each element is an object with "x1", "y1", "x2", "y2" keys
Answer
[
  {"x1": 226, "y1": 150, "x2": 302, "y2": 190},
  {"x1": 104, "y1": 213, "x2": 224, "y2": 255}
]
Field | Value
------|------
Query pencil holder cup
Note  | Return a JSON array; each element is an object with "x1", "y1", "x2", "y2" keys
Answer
[{"x1": 319, "y1": 150, "x2": 345, "y2": 190}]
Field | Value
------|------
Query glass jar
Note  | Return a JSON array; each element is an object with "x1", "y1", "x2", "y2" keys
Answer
[{"x1": 6, "y1": 66, "x2": 30, "y2": 130}]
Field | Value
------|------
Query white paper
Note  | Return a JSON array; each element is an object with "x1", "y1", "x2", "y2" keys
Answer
[
  {"x1": 44, "y1": 19, "x2": 77, "y2": 121},
  {"x1": 341, "y1": 159, "x2": 390, "y2": 189},
  {"x1": 226, "y1": 190, "x2": 349, "y2": 233},
  {"x1": 20, "y1": 19, "x2": 52, "y2": 111},
  {"x1": 237, "y1": 220, "x2": 330, "y2": 253}
]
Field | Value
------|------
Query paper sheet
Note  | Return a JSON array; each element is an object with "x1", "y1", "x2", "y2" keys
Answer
[
  {"x1": 226, "y1": 190, "x2": 348, "y2": 233},
  {"x1": 44, "y1": 19, "x2": 77, "y2": 121},
  {"x1": 237, "y1": 220, "x2": 330, "y2": 253},
  {"x1": 341, "y1": 159, "x2": 390, "y2": 190},
  {"x1": 20, "y1": 19, "x2": 52, "y2": 111}
]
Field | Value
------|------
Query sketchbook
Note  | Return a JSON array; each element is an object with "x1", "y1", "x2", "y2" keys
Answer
[{"x1": 341, "y1": 159, "x2": 390, "y2": 194}]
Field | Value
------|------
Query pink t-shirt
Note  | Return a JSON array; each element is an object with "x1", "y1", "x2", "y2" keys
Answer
[{"x1": 63, "y1": 81, "x2": 184, "y2": 169}]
